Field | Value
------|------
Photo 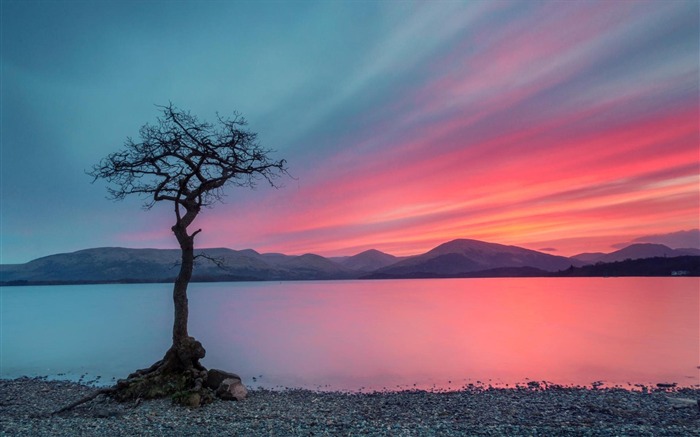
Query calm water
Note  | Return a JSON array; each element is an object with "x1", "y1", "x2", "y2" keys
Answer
[{"x1": 1, "y1": 278, "x2": 698, "y2": 391}]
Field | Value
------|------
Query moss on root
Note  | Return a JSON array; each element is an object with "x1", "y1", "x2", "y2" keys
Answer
[
  {"x1": 113, "y1": 371, "x2": 213, "y2": 407},
  {"x1": 171, "y1": 389, "x2": 214, "y2": 407}
]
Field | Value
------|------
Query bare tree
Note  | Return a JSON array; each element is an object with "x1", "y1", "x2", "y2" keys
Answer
[{"x1": 86, "y1": 103, "x2": 287, "y2": 404}]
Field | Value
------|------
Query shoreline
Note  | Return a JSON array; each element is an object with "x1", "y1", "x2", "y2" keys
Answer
[{"x1": 2, "y1": 377, "x2": 698, "y2": 436}]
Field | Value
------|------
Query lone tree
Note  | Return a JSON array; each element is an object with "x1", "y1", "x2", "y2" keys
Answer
[{"x1": 85, "y1": 104, "x2": 287, "y2": 405}]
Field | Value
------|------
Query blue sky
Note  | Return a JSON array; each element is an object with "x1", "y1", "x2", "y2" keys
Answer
[{"x1": 1, "y1": 0, "x2": 698, "y2": 264}]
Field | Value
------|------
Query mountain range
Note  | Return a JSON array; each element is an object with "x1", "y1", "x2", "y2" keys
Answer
[{"x1": 1, "y1": 240, "x2": 698, "y2": 285}]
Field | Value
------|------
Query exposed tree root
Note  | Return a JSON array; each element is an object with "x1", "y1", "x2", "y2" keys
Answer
[
  {"x1": 52, "y1": 387, "x2": 116, "y2": 415},
  {"x1": 111, "y1": 365, "x2": 214, "y2": 407},
  {"x1": 53, "y1": 336, "x2": 220, "y2": 414}
]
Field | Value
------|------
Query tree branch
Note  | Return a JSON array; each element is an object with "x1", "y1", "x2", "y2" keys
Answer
[
  {"x1": 88, "y1": 103, "x2": 288, "y2": 225},
  {"x1": 195, "y1": 251, "x2": 225, "y2": 269}
]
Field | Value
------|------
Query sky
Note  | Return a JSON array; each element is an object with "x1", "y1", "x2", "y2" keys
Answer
[{"x1": 1, "y1": 0, "x2": 698, "y2": 264}]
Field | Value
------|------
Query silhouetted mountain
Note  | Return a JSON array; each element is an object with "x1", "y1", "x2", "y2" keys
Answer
[
  {"x1": 582, "y1": 244, "x2": 700, "y2": 264},
  {"x1": 337, "y1": 249, "x2": 400, "y2": 272},
  {"x1": 365, "y1": 266, "x2": 550, "y2": 279},
  {"x1": 269, "y1": 253, "x2": 356, "y2": 280},
  {"x1": 0, "y1": 247, "x2": 181, "y2": 283},
  {"x1": 3, "y1": 238, "x2": 699, "y2": 286},
  {"x1": 0, "y1": 247, "x2": 356, "y2": 284},
  {"x1": 571, "y1": 252, "x2": 607, "y2": 263},
  {"x1": 554, "y1": 256, "x2": 700, "y2": 277},
  {"x1": 612, "y1": 229, "x2": 700, "y2": 250},
  {"x1": 371, "y1": 239, "x2": 579, "y2": 278}
]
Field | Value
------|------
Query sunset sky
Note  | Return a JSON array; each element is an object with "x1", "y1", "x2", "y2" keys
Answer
[{"x1": 1, "y1": 0, "x2": 698, "y2": 264}]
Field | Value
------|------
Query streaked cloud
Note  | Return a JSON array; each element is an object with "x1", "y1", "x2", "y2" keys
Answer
[
  {"x1": 612, "y1": 229, "x2": 700, "y2": 250},
  {"x1": 1, "y1": 0, "x2": 698, "y2": 262}
]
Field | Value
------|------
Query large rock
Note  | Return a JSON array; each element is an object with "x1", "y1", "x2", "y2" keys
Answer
[
  {"x1": 204, "y1": 369, "x2": 247, "y2": 401},
  {"x1": 216, "y1": 378, "x2": 248, "y2": 401},
  {"x1": 205, "y1": 369, "x2": 242, "y2": 390}
]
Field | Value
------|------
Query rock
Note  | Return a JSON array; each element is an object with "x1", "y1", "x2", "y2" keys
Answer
[
  {"x1": 527, "y1": 381, "x2": 541, "y2": 389},
  {"x1": 205, "y1": 369, "x2": 242, "y2": 390},
  {"x1": 666, "y1": 397, "x2": 699, "y2": 410},
  {"x1": 656, "y1": 382, "x2": 677, "y2": 388},
  {"x1": 216, "y1": 378, "x2": 248, "y2": 401},
  {"x1": 204, "y1": 368, "x2": 247, "y2": 401},
  {"x1": 92, "y1": 409, "x2": 123, "y2": 418}
]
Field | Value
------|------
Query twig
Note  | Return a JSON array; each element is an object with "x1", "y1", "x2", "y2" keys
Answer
[{"x1": 195, "y1": 252, "x2": 226, "y2": 269}]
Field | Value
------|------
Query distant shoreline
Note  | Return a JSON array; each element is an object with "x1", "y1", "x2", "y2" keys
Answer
[
  {"x1": 2, "y1": 377, "x2": 698, "y2": 436},
  {"x1": 3, "y1": 240, "x2": 699, "y2": 285},
  {"x1": 2, "y1": 255, "x2": 699, "y2": 286}
]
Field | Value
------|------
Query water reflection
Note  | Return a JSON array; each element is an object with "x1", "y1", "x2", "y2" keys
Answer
[
  {"x1": 1, "y1": 278, "x2": 697, "y2": 390},
  {"x1": 189, "y1": 278, "x2": 699, "y2": 390}
]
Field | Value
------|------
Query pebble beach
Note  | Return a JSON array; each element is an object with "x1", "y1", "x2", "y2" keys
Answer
[{"x1": 1, "y1": 377, "x2": 699, "y2": 436}]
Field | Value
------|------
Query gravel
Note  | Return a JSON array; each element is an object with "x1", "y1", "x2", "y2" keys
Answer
[{"x1": 1, "y1": 377, "x2": 698, "y2": 436}]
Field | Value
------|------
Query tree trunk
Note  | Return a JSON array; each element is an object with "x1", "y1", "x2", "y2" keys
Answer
[
  {"x1": 82, "y1": 211, "x2": 211, "y2": 407},
  {"x1": 173, "y1": 226, "x2": 193, "y2": 345},
  {"x1": 163, "y1": 221, "x2": 206, "y2": 373}
]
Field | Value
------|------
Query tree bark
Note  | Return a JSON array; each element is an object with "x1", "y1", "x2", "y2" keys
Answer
[
  {"x1": 163, "y1": 217, "x2": 206, "y2": 373},
  {"x1": 172, "y1": 223, "x2": 193, "y2": 345}
]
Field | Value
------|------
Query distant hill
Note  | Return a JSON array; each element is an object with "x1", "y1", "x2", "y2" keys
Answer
[
  {"x1": 368, "y1": 239, "x2": 580, "y2": 278},
  {"x1": 0, "y1": 247, "x2": 182, "y2": 284},
  {"x1": 554, "y1": 256, "x2": 700, "y2": 277},
  {"x1": 365, "y1": 266, "x2": 550, "y2": 279},
  {"x1": 266, "y1": 253, "x2": 355, "y2": 280},
  {"x1": 0, "y1": 247, "x2": 357, "y2": 285},
  {"x1": 613, "y1": 229, "x2": 700, "y2": 250},
  {"x1": 336, "y1": 249, "x2": 401, "y2": 272},
  {"x1": 575, "y1": 244, "x2": 700, "y2": 264},
  {"x1": 2, "y1": 239, "x2": 698, "y2": 286},
  {"x1": 571, "y1": 252, "x2": 607, "y2": 263}
]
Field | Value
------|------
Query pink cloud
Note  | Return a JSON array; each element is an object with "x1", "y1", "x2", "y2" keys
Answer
[{"x1": 188, "y1": 2, "x2": 698, "y2": 258}]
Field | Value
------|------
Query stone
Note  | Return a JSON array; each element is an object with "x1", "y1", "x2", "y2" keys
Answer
[
  {"x1": 666, "y1": 397, "x2": 699, "y2": 410},
  {"x1": 205, "y1": 369, "x2": 242, "y2": 390},
  {"x1": 216, "y1": 378, "x2": 248, "y2": 401},
  {"x1": 92, "y1": 409, "x2": 123, "y2": 418}
]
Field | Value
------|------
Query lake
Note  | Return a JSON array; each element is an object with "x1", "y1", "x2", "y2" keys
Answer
[{"x1": 1, "y1": 278, "x2": 698, "y2": 391}]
